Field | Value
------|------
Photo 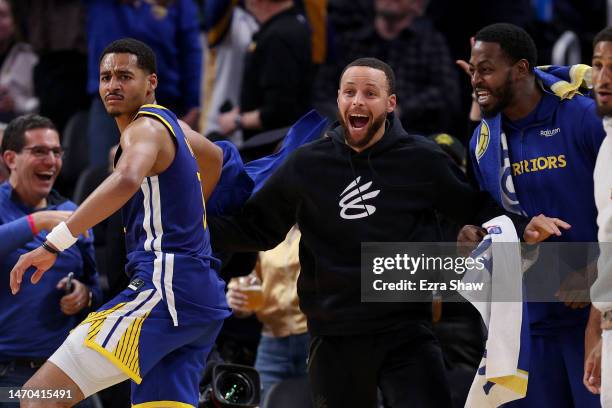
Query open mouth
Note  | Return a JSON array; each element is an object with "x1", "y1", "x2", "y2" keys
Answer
[
  {"x1": 597, "y1": 90, "x2": 612, "y2": 103},
  {"x1": 348, "y1": 113, "x2": 370, "y2": 129},
  {"x1": 35, "y1": 172, "x2": 54, "y2": 182},
  {"x1": 476, "y1": 89, "x2": 491, "y2": 104}
]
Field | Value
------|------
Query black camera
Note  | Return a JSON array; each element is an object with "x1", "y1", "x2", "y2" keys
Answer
[{"x1": 199, "y1": 363, "x2": 260, "y2": 408}]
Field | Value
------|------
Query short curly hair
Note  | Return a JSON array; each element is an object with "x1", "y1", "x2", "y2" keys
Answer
[{"x1": 475, "y1": 23, "x2": 537, "y2": 73}]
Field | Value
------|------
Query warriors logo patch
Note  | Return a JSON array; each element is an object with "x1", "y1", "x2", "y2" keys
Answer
[{"x1": 476, "y1": 121, "x2": 490, "y2": 161}]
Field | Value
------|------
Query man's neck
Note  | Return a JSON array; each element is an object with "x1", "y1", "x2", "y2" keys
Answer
[
  {"x1": 503, "y1": 79, "x2": 542, "y2": 122},
  {"x1": 9, "y1": 177, "x2": 46, "y2": 209},
  {"x1": 255, "y1": 1, "x2": 292, "y2": 25},
  {"x1": 115, "y1": 114, "x2": 135, "y2": 133},
  {"x1": 116, "y1": 98, "x2": 156, "y2": 132}
]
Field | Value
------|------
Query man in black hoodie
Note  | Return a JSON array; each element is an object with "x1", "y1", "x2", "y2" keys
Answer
[{"x1": 210, "y1": 57, "x2": 559, "y2": 407}]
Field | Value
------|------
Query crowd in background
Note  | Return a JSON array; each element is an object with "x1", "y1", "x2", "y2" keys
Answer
[{"x1": 0, "y1": 0, "x2": 609, "y2": 407}]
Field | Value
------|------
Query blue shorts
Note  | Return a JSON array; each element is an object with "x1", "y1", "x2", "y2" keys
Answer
[{"x1": 79, "y1": 256, "x2": 230, "y2": 407}]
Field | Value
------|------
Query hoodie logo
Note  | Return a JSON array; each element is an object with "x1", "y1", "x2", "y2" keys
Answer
[
  {"x1": 540, "y1": 128, "x2": 560, "y2": 137},
  {"x1": 339, "y1": 177, "x2": 380, "y2": 219}
]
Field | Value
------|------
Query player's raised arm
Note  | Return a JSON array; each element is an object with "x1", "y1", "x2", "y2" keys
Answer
[{"x1": 10, "y1": 117, "x2": 167, "y2": 294}]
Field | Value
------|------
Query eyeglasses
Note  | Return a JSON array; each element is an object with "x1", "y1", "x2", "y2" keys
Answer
[{"x1": 21, "y1": 146, "x2": 65, "y2": 159}]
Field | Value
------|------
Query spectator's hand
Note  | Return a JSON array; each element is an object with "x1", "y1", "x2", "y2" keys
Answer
[
  {"x1": 457, "y1": 225, "x2": 487, "y2": 257},
  {"x1": 456, "y1": 37, "x2": 482, "y2": 121},
  {"x1": 57, "y1": 277, "x2": 90, "y2": 315},
  {"x1": 10, "y1": 245, "x2": 58, "y2": 294},
  {"x1": 0, "y1": 86, "x2": 14, "y2": 113},
  {"x1": 556, "y1": 270, "x2": 591, "y2": 309},
  {"x1": 226, "y1": 286, "x2": 253, "y2": 318},
  {"x1": 584, "y1": 338, "x2": 602, "y2": 394},
  {"x1": 456, "y1": 59, "x2": 470, "y2": 77},
  {"x1": 523, "y1": 214, "x2": 571, "y2": 243},
  {"x1": 31, "y1": 211, "x2": 89, "y2": 239},
  {"x1": 218, "y1": 107, "x2": 240, "y2": 135},
  {"x1": 455, "y1": 37, "x2": 476, "y2": 78},
  {"x1": 180, "y1": 107, "x2": 200, "y2": 130},
  {"x1": 31, "y1": 210, "x2": 73, "y2": 232}
]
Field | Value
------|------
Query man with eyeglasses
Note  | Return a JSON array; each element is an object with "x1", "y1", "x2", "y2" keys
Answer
[{"x1": 0, "y1": 114, "x2": 102, "y2": 408}]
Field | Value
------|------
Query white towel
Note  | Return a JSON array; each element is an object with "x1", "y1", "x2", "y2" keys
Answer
[{"x1": 461, "y1": 215, "x2": 529, "y2": 407}]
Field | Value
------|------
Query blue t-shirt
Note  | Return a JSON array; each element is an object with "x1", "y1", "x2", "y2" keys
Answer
[{"x1": 0, "y1": 183, "x2": 101, "y2": 359}]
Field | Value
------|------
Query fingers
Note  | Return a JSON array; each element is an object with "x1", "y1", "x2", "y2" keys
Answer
[
  {"x1": 456, "y1": 60, "x2": 470, "y2": 76},
  {"x1": 60, "y1": 285, "x2": 87, "y2": 315},
  {"x1": 523, "y1": 229, "x2": 540, "y2": 244},
  {"x1": 583, "y1": 344, "x2": 602, "y2": 394},
  {"x1": 31, "y1": 266, "x2": 47, "y2": 284},
  {"x1": 457, "y1": 225, "x2": 486, "y2": 243},
  {"x1": 584, "y1": 359, "x2": 594, "y2": 391},
  {"x1": 9, "y1": 257, "x2": 27, "y2": 295},
  {"x1": 585, "y1": 370, "x2": 601, "y2": 394},
  {"x1": 60, "y1": 298, "x2": 83, "y2": 315},
  {"x1": 226, "y1": 289, "x2": 249, "y2": 311},
  {"x1": 56, "y1": 276, "x2": 68, "y2": 289},
  {"x1": 61, "y1": 290, "x2": 80, "y2": 304},
  {"x1": 524, "y1": 215, "x2": 572, "y2": 243}
]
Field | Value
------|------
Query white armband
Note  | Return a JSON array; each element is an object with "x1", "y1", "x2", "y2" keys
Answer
[{"x1": 46, "y1": 222, "x2": 78, "y2": 251}]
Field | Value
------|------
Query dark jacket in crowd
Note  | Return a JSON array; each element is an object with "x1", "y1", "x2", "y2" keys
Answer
[{"x1": 240, "y1": 6, "x2": 313, "y2": 141}]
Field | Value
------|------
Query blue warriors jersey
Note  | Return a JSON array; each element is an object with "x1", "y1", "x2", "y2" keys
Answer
[
  {"x1": 112, "y1": 104, "x2": 228, "y2": 327},
  {"x1": 118, "y1": 104, "x2": 214, "y2": 270}
]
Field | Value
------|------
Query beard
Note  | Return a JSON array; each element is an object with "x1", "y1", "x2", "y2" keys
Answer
[
  {"x1": 596, "y1": 98, "x2": 612, "y2": 117},
  {"x1": 338, "y1": 110, "x2": 387, "y2": 149},
  {"x1": 480, "y1": 72, "x2": 515, "y2": 118}
]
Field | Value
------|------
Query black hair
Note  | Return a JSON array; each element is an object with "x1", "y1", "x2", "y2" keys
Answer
[
  {"x1": 99, "y1": 38, "x2": 157, "y2": 74},
  {"x1": 475, "y1": 23, "x2": 537, "y2": 73},
  {"x1": 340, "y1": 57, "x2": 396, "y2": 95},
  {"x1": 1, "y1": 114, "x2": 57, "y2": 153},
  {"x1": 594, "y1": 27, "x2": 612, "y2": 47}
]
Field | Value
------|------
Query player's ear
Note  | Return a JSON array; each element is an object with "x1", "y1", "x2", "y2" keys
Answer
[{"x1": 148, "y1": 73, "x2": 158, "y2": 93}]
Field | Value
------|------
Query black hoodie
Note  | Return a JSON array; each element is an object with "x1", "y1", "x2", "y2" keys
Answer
[{"x1": 210, "y1": 115, "x2": 526, "y2": 336}]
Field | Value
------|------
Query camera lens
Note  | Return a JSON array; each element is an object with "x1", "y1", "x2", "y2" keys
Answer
[{"x1": 218, "y1": 372, "x2": 253, "y2": 403}]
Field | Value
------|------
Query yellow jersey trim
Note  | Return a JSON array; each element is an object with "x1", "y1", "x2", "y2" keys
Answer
[
  {"x1": 84, "y1": 338, "x2": 143, "y2": 384},
  {"x1": 140, "y1": 104, "x2": 169, "y2": 111},
  {"x1": 136, "y1": 111, "x2": 177, "y2": 139},
  {"x1": 132, "y1": 401, "x2": 195, "y2": 408}
]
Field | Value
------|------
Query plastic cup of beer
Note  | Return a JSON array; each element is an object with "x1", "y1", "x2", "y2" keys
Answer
[{"x1": 234, "y1": 276, "x2": 264, "y2": 312}]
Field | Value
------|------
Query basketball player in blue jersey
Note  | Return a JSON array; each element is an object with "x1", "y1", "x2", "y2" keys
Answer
[{"x1": 8, "y1": 38, "x2": 231, "y2": 408}]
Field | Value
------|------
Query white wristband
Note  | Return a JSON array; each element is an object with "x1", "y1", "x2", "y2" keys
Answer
[{"x1": 46, "y1": 222, "x2": 78, "y2": 252}]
